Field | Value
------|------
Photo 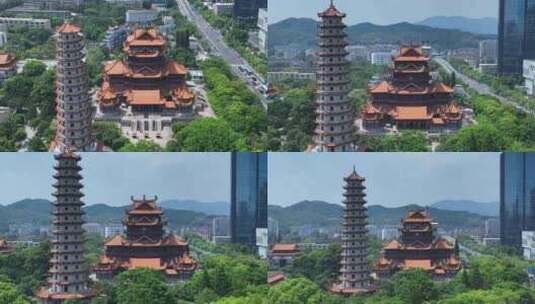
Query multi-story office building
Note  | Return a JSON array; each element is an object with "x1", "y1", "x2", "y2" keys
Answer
[
  {"x1": 233, "y1": 0, "x2": 266, "y2": 22},
  {"x1": 498, "y1": 0, "x2": 535, "y2": 75},
  {"x1": 500, "y1": 153, "x2": 535, "y2": 249},
  {"x1": 480, "y1": 39, "x2": 498, "y2": 64},
  {"x1": 212, "y1": 216, "x2": 230, "y2": 243},
  {"x1": 102, "y1": 25, "x2": 129, "y2": 52},
  {"x1": 230, "y1": 152, "x2": 268, "y2": 255}
]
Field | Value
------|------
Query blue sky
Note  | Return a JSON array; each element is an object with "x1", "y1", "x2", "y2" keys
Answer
[
  {"x1": 269, "y1": 0, "x2": 499, "y2": 24},
  {"x1": 268, "y1": 153, "x2": 500, "y2": 207},
  {"x1": 0, "y1": 153, "x2": 230, "y2": 206}
]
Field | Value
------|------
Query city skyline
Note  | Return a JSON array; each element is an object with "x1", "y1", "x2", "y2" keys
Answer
[
  {"x1": 269, "y1": 153, "x2": 499, "y2": 207},
  {"x1": 269, "y1": 0, "x2": 499, "y2": 25},
  {"x1": 0, "y1": 153, "x2": 230, "y2": 206}
]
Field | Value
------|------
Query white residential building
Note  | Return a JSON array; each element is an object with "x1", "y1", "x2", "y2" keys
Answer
[
  {"x1": 213, "y1": 2, "x2": 233, "y2": 16},
  {"x1": 83, "y1": 223, "x2": 103, "y2": 235},
  {"x1": 371, "y1": 51, "x2": 393, "y2": 65},
  {"x1": 257, "y1": 8, "x2": 267, "y2": 54},
  {"x1": 522, "y1": 231, "x2": 535, "y2": 260},
  {"x1": 0, "y1": 17, "x2": 51, "y2": 30},
  {"x1": 126, "y1": 9, "x2": 158, "y2": 26},
  {"x1": 267, "y1": 71, "x2": 315, "y2": 82},
  {"x1": 523, "y1": 59, "x2": 535, "y2": 96},
  {"x1": 104, "y1": 224, "x2": 123, "y2": 238}
]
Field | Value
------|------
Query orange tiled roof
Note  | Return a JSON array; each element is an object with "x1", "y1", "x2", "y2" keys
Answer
[
  {"x1": 105, "y1": 235, "x2": 125, "y2": 246},
  {"x1": 178, "y1": 254, "x2": 196, "y2": 265},
  {"x1": 104, "y1": 61, "x2": 128, "y2": 76},
  {"x1": 434, "y1": 238, "x2": 454, "y2": 249},
  {"x1": 403, "y1": 259, "x2": 433, "y2": 270},
  {"x1": 126, "y1": 89, "x2": 164, "y2": 106},
  {"x1": 432, "y1": 117, "x2": 445, "y2": 125},
  {"x1": 318, "y1": 3, "x2": 346, "y2": 18},
  {"x1": 164, "y1": 101, "x2": 177, "y2": 109},
  {"x1": 267, "y1": 273, "x2": 287, "y2": 285},
  {"x1": 56, "y1": 23, "x2": 80, "y2": 33},
  {"x1": 395, "y1": 106, "x2": 428, "y2": 120},
  {"x1": 129, "y1": 258, "x2": 164, "y2": 270},
  {"x1": 271, "y1": 243, "x2": 299, "y2": 253},
  {"x1": 162, "y1": 234, "x2": 188, "y2": 246},
  {"x1": 405, "y1": 210, "x2": 432, "y2": 222},
  {"x1": 167, "y1": 61, "x2": 187, "y2": 75},
  {"x1": 126, "y1": 28, "x2": 165, "y2": 47},
  {"x1": 165, "y1": 268, "x2": 178, "y2": 275},
  {"x1": 384, "y1": 240, "x2": 401, "y2": 250},
  {"x1": 395, "y1": 46, "x2": 429, "y2": 62},
  {"x1": 173, "y1": 87, "x2": 195, "y2": 101},
  {"x1": 370, "y1": 81, "x2": 453, "y2": 95},
  {"x1": 0, "y1": 53, "x2": 16, "y2": 67}
]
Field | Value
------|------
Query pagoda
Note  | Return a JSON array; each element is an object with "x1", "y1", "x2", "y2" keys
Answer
[
  {"x1": 94, "y1": 195, "x2": 197, "y2": 282},
  {"x1": 331, "y1": 167, "x2": 372, "y2": 295},
  {"x1": 375, "y1": 210, "x2": 462, "y2": 280},
  {"x1": 37, "y1": 151, "x2": 96, "y2": 303},
  {"x1": 51, "y1": 23, "x2": 94, "y2": 152},
  {"x1": 313, "y1": 1, "x2": 355, "y2": 152},
  {"x1": 362, "y1": 46, "x2": 462, "y2": 131},
  {"x1": 97, "y1": 28, "x2": 195, "y2": 115}
]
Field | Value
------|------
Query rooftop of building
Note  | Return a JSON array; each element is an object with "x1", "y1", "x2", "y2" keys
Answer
[
  {"x1": 318, "y1": 1, "x2": 346, "y2": 18},
  {"x1": 56, "y1": 22, "x2": 80, "y2": 33},
  {"x1": 271, "y1": 243, "x2": 299, "y2": 253},
  {"x1": 267, "y1": 273, "x2": 287, "y2": 285},
  {"x1": 345, "y1": 166, "x2": 365, "y2": 182},
  {"x1": 125, "y1": 28, "x2": 165, "y2": 48},
  {"x1": 0, "y1": 53, "x2": 17, "y2": 67}
]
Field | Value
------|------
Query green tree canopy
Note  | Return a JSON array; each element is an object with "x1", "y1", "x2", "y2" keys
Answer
[
  {"x1": 167, "y1": 118, "x2": 247, "y2": 151},
  {"x1": 115, "y1": 268, "x2": 174, "y2": 304}
]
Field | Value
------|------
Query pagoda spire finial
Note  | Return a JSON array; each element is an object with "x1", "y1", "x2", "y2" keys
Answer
[{"x1": 352, "y1": 164, "x2": 356, "y2": 174}]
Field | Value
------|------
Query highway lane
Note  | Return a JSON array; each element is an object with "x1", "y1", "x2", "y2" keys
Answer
[
  {"x1": 434, "y1": 57, "x2": 533, "y2": 116},
  {"x1": 176, "y1": 0, "x2": 268, "y2": 109}
]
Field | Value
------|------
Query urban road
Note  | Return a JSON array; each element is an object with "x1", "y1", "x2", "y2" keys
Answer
[
  {"x1": 176, "y1": 0, "x2": 268, "y2": 110},
  {"x1": 434, "y1": 57, "x2": 534, "y2": 116}
]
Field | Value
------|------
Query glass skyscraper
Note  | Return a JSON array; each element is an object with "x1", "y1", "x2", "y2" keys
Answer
[
  {"x1": 500, "y1": 153, "x2": 535, "y2": 248},
  {"x1": 498, "y1": 0, "x2": 535, "y2": 75},
  {"x1": 233, "y1": 0, "x2": 267, "y2": 22},
  {"x1": 230, "y1": 152, "x2": 268, "y2": 252}
]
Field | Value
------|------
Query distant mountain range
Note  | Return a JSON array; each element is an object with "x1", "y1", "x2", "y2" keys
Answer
[
  {"x1": 416, "y1": 16, "x2": 498, "y2": 35},
  {"x1": 268, "y1": 17, "x2": 495, "y2": 52},
  {"x1": 269, "y1": 200, "x2": 496, "y2": 232},
  {"x1": 160, "y1": 199, "x2": 229, "y2": 216},
  {"x1": 0, "y1": 199, "x2": 218, "y2": 231},
  {"x1": 430, "y1": 200, "x2": 499, "y2": 217}
]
